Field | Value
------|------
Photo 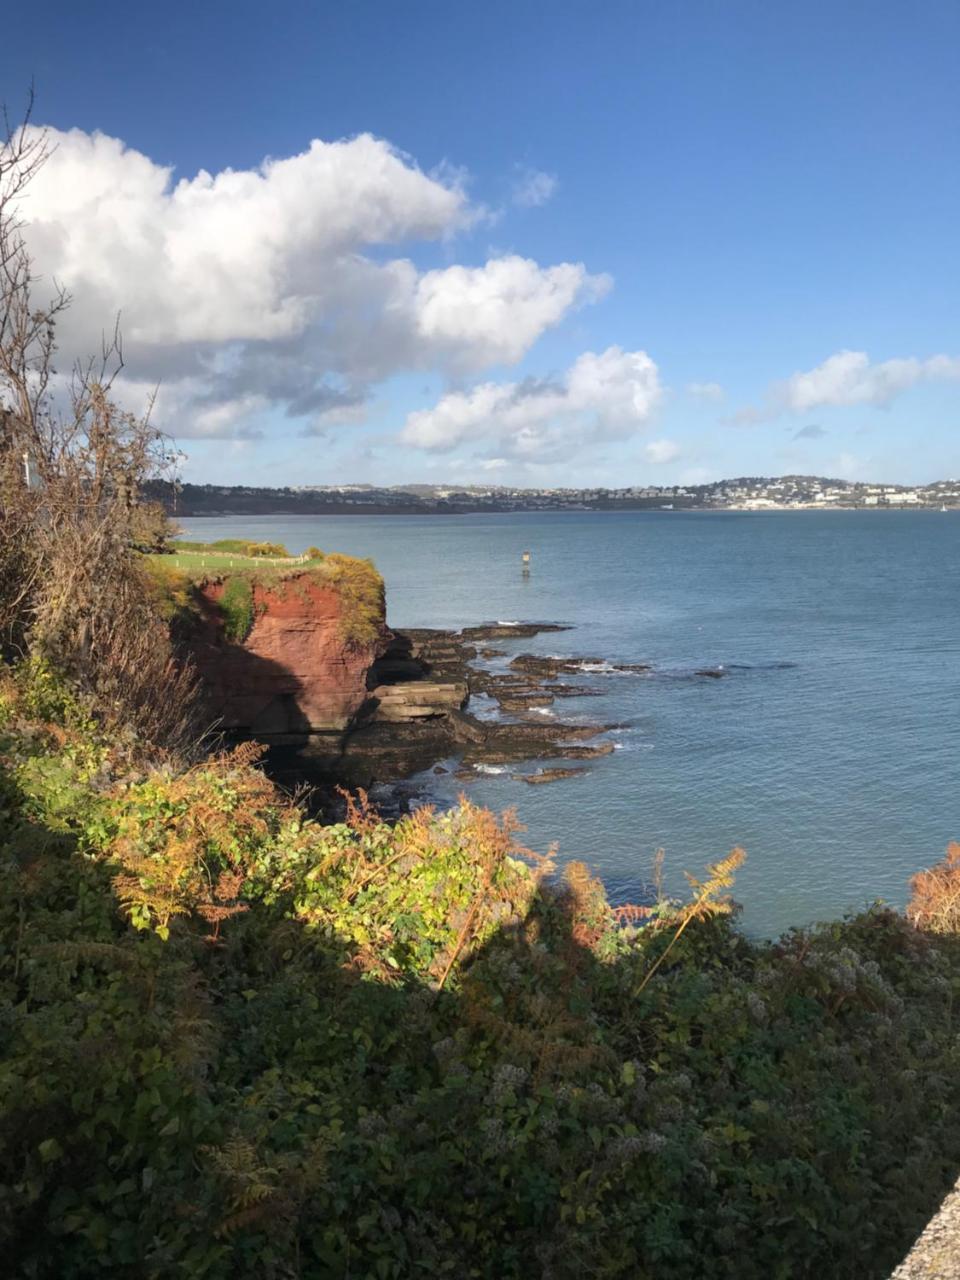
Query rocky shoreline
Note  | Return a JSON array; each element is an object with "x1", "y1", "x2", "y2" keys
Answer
[
  {"x1": 256, "y1": 619, "x2": 744, "y2": 814},
  {"x1": 262, "y1": 622, "x2": 629, "y2": 806}
]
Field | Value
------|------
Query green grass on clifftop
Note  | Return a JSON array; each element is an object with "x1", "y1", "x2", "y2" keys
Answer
[{"x1": 143, "y1": 541, "x2": 384, "y2": 648}]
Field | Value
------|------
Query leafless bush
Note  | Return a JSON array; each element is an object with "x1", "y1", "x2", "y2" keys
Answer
[
  {"x1": 0, "y1": 91, "x2": 201, "y2": 754},
  {"x1": 907, "y1": 842, "x2": 960, "y2": 934}
]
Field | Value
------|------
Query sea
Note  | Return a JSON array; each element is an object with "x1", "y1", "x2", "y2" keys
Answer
[{"x1": 178, "y1": 510, "x2": 960, "y2": 938}]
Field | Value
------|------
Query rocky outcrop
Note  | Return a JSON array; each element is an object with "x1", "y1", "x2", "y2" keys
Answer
[
  {"x1": 509, "y1": 654, "x2": 652, "y2": 678},
  {"x1": 187, "y1": 574, "x2": 388, "y2": 735},
  {"x1": 517, "y1": 767, "x2": 588, "y2": 785},
  {"x1": 369, "y1": 681, "x2": 468, "y2": 721},
  {"x1": 188, "y1": 602, "x2": 621, "y2": 796}
]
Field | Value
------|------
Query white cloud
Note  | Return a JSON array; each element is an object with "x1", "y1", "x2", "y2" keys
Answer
[
  {"x1": 644, "y1": 438, "x2": 681, "y2": 464},
  {"x1": 782, "y1": 351, "x2": 960, "y2": 411},
  {"x1": 414, "y1": 256, "x2": 609, "y2": 369},
  {"x1": 687, "y1": 381, "x2": 724, "y2": 403},
  {"x1": 511, "y1": 166, "x2": 558, "y2": 208},
  {"x1": 736, "y1": 349, "x2": 960, "y2": 422},
  {"x1": 192, "y1": 394, "x2": 270, "y2": 439},
  {"x1": 401, "y1": 345, "x2": 662, "y2": 460},
  {"x1": 17, "y1": 126, "x2": 608, "y2": 436}
]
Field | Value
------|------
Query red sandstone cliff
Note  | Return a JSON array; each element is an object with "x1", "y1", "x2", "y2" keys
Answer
[{"x1": 187, "y1": 574, "x2": 388, "y2": 735}]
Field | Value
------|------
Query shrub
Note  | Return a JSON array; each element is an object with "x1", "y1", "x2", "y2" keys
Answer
[
  {"x1": 304, "y1": 546, "x2": 325, "y2": 560},
  {"x1": 142, "y1": 561, "x2": 196, "y2": 622},
  {"x1": 246, "y1": 542, "x2": 288, "y2": 558},
  {"x1": 0, "y1": 120, "x2": 199, "y2": 753},
  {"x1": 109, "y1": 743, "x2": 274, "y2": 940},
  {"x1": 321, "y1": 553, "x2": 384, "y2": 649},
  {"x1": 210, "y1": 539, "x2": 257, "y2": 554},
  {"x1": 205, "y1": 539, "x2": 289, "y2": 558},
  {"x1": 907, "y1": 840, "x2": 960, "y2": 932},
  {"x1": 218, "y1": 577, "x2": 256, "y2": 643},
  {"x1": 4, "y1": 668, "x2": 960, "y2": 1277}
]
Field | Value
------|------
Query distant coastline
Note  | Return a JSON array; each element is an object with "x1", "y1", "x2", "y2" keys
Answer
[{"x1": 152, "y1": 475, "x2": 960, "y2": 519}]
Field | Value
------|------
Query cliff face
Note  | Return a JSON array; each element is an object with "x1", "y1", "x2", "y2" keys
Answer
[{"x1": 188, "y1": 574, "x2": 388, "y2": 735}]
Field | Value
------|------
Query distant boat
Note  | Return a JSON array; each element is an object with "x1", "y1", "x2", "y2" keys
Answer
[{"x1": 941, "y1": 504, "x2": 949, "y2": 512}]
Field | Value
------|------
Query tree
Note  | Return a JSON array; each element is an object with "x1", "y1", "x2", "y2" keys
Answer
[{"x1": 0, "y1": 90, "x2": 200, "y2": 752}]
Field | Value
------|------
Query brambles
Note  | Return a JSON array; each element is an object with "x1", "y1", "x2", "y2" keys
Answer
[
  {"x1": 3, "y1": 666, "x2": 960, "y2": 1276},
  {"x1": 288, "y1": 791, "x2": 546, "y2": 982}
]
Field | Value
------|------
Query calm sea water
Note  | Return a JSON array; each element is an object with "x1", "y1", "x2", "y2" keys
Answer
[{"x1": 179, "y1": 510, "x2": 960, "y2": 937}]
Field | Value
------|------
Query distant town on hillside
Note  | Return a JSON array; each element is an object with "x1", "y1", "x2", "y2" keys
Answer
[{"x1": 151, "y1": 475, "x2": 960, "y2": 517}]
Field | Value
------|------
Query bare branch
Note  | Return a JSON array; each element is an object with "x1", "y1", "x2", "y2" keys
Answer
[{"x1": 0, "y1": 90, "x2": 199, "y2": 751}]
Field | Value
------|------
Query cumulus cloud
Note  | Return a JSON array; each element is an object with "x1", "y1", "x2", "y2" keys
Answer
[
  {"x1": 782, "y1": 350, "x2": 960, "y2": 410},
  {"x1": 414, "y1": 257, "x2": 609, "y2": 368},
  {"x1": 735, "y1": 349, "x2": 960, "y2": 422},
  {"x1": 687, "y1": 381, "x2": 724, "y2": 402},
  {"x1": 401, "y1": 345, "x2": 662, "y2": 461},
  {"x1": 17, "y1": 126, "x2": 607, "y2": 436},
  {"x1": 644, "y1": 438, "x2": 681, "y2": 464},
  {"x1": 792, "y1": 424, "x2": 827, "y2": 440},
  {"x1": 511, "y1": 166, "x2": 558, "y2": 208}
]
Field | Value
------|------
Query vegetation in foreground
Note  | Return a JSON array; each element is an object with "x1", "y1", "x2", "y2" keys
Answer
[
  {"x1": 3, "y1": 660, "x2": 960, "y2": 1279},
  {"x1": 0, "y1": 101, "x2": 200, "y2": 754}
]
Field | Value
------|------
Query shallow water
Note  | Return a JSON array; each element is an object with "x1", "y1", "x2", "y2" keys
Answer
[{"x1": 179, "y1": 510, "x2": 960, "y2": 937}]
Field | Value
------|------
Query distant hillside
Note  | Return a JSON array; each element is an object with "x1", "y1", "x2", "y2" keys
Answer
[
  {"x1": 149, "y1": 477, "x2": 960, "y2": 517},
  {"x1": 146, "y1": 480, "x2": 702, "y2": 516}
]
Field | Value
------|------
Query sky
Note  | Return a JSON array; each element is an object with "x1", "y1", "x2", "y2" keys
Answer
[{"x1": 2, "y1": 0, "x2": 958, "y2": 488}]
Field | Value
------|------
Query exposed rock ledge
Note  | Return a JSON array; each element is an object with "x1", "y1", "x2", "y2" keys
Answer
[
  {"x1": 184, "y1": 588, "x2": 619, "y2": 792},
  {"x1": 308, "y1": 627, "x2": 620, "y2": 788}
]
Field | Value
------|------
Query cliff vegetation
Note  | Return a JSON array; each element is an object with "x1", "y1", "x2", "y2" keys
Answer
[
  {"x1": 3, "y1": 658, "x2": 960, "y2": 1278},
  {"x1": 144, "y1": 541, "x2": 385, "y2": 649}
]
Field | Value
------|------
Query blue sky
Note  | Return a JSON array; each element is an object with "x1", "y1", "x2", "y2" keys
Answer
[{"x1": 3, "y1": 0, "x2": 958, "y2": 486}]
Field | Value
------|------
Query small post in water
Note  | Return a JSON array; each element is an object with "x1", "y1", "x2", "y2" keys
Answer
[{"x1": 521, "y1": 549, "x2": 531, "y2": 578}]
